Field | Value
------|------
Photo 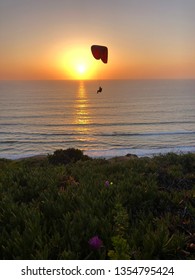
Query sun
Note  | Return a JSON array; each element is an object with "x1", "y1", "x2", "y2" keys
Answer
[
  {"x1": 73, "y1": 62, "x2": 88, "y2": 79},
  {"x1": 76, "y1": 64, "x2": 86, "y2": 74},
  {"x1": 57, "y1": 46, "x2": 98, "y2": 80}
]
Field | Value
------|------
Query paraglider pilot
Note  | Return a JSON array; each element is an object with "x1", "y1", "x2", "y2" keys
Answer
[
  {"x1": 91, "y1": 45, "x2": 107, "y2": 94},
  {"x1": 97, "y1": 86, "x2": 102, "y2": 94}
]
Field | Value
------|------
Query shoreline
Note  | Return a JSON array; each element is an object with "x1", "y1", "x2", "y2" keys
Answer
[{"x1": 1, "y1": 149, "x2": 195, "y2": 163}]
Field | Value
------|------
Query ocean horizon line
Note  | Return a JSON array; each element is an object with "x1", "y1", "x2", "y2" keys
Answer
[{"x1": 1, "y1": 78, "x2": 195, "y2": 82}]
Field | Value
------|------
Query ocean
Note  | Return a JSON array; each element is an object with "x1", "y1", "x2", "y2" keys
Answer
[{"x1": 0, "y1": 79, "x2": 195, "y2": 159}]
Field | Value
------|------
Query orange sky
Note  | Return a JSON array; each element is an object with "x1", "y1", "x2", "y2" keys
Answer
[{"x1": 0, "y1": 0, "x2": 195, "y2": 80}]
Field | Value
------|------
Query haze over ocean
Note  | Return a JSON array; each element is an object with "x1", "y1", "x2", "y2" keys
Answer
[{"x1": 0, "y1": 79, "x2": 195, "y2": 159}]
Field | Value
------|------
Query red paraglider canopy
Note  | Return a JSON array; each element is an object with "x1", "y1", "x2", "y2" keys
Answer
[{"x1": 91, "y1": 45, "x2": 108, "y2": 64}]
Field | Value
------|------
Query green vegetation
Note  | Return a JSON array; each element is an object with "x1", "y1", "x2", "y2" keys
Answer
[{"x1": 0, "y1": 149, "x2": 195, "y2": 260}]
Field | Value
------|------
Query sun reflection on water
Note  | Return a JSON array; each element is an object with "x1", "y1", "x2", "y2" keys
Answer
[{"x1": 74, "y1": 81, "x2": 92, "y2": 137}]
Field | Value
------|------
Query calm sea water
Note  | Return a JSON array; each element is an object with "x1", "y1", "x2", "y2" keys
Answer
[{"x1": 0, "y1": 80, "x2": 195, "y2": 159}]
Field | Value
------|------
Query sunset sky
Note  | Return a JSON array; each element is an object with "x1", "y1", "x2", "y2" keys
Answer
[{"x1": 0, "y1": 0, "x2": 195, "y2": 80}]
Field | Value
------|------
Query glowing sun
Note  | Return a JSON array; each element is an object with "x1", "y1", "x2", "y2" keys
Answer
[
  {"x1": 57, "y1": 46, "x2": 98, "y2": 80},
  {"x1": 77, "y1": 64, "x2": 86, "y2": 74}
]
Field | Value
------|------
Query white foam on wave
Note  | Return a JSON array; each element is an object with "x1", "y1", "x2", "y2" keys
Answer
[
  {"x1": 1, "y1": 146, "x2": 195, "y2": 160},
  {"x1": 85, "y1": 146, "x2": 195, "y2": 159}
]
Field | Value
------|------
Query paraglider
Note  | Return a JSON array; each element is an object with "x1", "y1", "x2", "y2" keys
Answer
[
  {"x1": 91, "y1": 45, "x2": 108, "y2": 93},
  {"x1": 97, "y1": 86, "x2": 102, "y2": 94},
  {"x1": 91, "y1": 45, "x2": 108, "y2": 64}
]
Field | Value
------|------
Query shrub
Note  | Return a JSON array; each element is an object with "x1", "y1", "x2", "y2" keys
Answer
[
  {"x1": 0, "y1": 152, "x2": 194, "y2": 259},
  {"x1": 48, "y1": 148, "x2": 90, "y2": 165}
]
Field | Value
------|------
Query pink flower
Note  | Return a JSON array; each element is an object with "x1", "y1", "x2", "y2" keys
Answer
[
  {"x1": 88, "y1": 235, "x2": 103, "y2": 250},
  {"x1": 105, "y1": 180, "x2": 110, "y2": 187}
]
